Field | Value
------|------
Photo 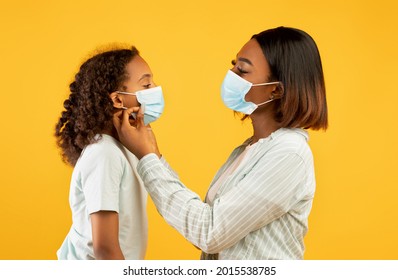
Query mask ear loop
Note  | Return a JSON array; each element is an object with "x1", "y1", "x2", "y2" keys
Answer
[
  {"x1": 251, "y1": 81, "x2": 280, "y2": 87},
  {"x1": 256, "y1": 97, "x2": 275, "y2": 107},
  {"x1": 116, "y1": 91, "x2": 137, "y2": 96},
  {"x1": 252, "y1": 82, "x2": 279, "y2": 107}
]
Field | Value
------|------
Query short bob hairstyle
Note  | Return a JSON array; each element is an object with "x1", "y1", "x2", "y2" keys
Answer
[{"x1": 252, "y1": 26, "x2": 328, "y2": 130}]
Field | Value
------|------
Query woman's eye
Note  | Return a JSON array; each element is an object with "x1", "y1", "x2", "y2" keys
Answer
[
  {"x1": 143, "y1": 83, "x2": 151, "y2": 88},
  {"x1": 231, "y1": 60, "x2": 248, "y2": 74},
  {"x1": 237, "y1": 67, "x2": 248, "y2": 74}
]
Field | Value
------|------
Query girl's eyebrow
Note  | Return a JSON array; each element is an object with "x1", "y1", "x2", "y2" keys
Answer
[{"x1": 138, "y1": 73, "x2": 152, "y2": 81}]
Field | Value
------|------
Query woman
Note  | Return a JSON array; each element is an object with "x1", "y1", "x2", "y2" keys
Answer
[
  {"x1": 55, "y1": 46, "x2": 164, "y2": 259},
  {"x1": 114, "y1": 26, "x2": 327, "y2": 259}
]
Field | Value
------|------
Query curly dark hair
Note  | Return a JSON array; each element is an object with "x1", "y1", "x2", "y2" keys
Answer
[{"x1": 55, "y1": 46, "x2": 139, "y2": 166}]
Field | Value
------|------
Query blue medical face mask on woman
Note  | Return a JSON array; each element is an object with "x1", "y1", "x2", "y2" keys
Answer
[
  {"x1": 221, "y1": 70, "x2": 280, "y2": 115},
  {"x1": 117, "y1": 86, "x2": 164, "y2": 125}
]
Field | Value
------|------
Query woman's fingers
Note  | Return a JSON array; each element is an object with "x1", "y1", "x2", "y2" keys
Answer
[
  {"x1": 123, "y1": 107, "x2": 140, "y2": 126},
  {"x1": 113, "y1": 105, "x2": 158, "y2": 159},
  {"x1": 113, "y1": 107, "x2": 140, "y2": 136}
]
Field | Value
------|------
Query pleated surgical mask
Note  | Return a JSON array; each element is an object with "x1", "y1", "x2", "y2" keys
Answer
[
  {"x1": 117, "y1": 86, "x2": 164, "y2": 125},
  {"x1": 221, "y1": 70, "x2": 280, "y2": 115}
]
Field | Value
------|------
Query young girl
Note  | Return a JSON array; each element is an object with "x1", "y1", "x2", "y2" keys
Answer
[{"x1": 55, "y1": 46, "x2": 164, "y2": 259}]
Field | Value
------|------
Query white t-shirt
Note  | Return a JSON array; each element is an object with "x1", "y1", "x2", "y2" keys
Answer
[{"x1": 57, "y1": 134, "x2": 148, "y2": 259}]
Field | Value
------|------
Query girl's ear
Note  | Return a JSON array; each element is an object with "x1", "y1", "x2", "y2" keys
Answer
[{"x1": 109, "y1": 92, "x2": 124, "y2": 109}]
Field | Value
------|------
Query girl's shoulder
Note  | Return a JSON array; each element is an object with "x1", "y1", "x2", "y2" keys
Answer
[{"x1": 80, "y1": 134, "x2": 126, "y2": 163}]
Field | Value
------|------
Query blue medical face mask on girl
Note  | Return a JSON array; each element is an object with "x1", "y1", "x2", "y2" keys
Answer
[
  {"x1": 221, "y1": 70, "x2": 280, "y2": 115},
  {"x1": 116, "y1": 86, "x2": 164, "y2": 125}
]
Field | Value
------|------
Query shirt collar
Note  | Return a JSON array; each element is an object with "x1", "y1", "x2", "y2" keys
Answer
[{"x1": 242, "y1": 128, "x2": 309, "y2": 147}]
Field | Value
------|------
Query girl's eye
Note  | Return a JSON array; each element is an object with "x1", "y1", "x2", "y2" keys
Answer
[{"x1": 143, "y1": 83, "x2": 151, "y2": 88}]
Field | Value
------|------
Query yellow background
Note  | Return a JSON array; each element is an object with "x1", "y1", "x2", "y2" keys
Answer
[{"x1": 0, "y1": 0, "x2": 397, "y2": 260}]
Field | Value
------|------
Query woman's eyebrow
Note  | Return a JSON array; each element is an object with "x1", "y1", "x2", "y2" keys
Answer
[{"x1": 238, "y1": 57, "x2": 253, "y2": 66}]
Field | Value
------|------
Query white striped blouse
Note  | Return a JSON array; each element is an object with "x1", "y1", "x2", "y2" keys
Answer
[{"x1": 137, "y1": 128, "x2": 316, "y2": 259}]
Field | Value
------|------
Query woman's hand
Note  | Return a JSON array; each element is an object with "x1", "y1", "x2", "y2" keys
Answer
[{"x1": 113, "y1": 106, "x2": 160, "y2": 159}]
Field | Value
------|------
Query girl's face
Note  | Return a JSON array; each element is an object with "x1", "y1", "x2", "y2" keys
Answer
[
  {"x1": 116, "y1": 55, "x2": 155, "y2": 109},
  {"x1": 231, "y1": 39, "x2": 276, "y2": 105}
]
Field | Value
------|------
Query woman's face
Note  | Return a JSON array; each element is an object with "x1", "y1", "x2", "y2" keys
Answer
[
  {"x1": 119, "y1": 55, "x2": 155, "y2": 108},
  {"x1": 231, "y1": 39, "x2": 275, "y2": 105}
]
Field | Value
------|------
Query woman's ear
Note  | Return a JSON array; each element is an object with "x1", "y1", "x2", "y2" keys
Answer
[
  {"x1": 109, "y1": 92, "x2": 124, "y2": 109},
  {"x1": 272, "y1": 83, "x2": 285, "y2": 100}
]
